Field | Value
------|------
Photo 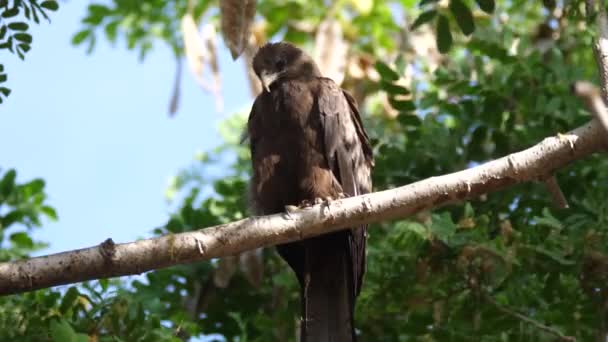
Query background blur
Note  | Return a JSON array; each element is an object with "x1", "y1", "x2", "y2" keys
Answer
[{"x1": 1, "y1": 1, "x2": 249, "y2": 255}]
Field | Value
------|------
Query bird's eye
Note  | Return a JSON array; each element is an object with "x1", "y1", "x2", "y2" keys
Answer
[{"x1": 275, "y1": 59, "x2": 285, "y2": 70}]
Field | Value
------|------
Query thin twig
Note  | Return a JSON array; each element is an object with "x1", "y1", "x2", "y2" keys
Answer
[
  {"x1": 542, "y1": 175, "x2": 569, "y2": 209},
  {"x1": 483, "y1": 292, "x2": 576, "y2": 341}
]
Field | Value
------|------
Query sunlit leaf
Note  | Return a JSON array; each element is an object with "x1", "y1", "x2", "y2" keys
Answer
[
  {"x1": 71, "y1": 29, "x2": 90, "y2": 46},
  {"x1": 10, "y1": 232, "x2": 34, "y2": 249}
]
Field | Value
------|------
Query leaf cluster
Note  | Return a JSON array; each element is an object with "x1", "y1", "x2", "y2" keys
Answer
[
  {"x1": 0, "y1": 0, "x2": 58, "y2": 103},
  {"x1": 0, "y1": 168, "x2": 56, "y2": 261}
]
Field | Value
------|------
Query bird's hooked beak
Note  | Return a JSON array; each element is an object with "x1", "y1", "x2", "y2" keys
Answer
[{"x1": 259, "y1": 71, "x2": 280, "y2": 93}]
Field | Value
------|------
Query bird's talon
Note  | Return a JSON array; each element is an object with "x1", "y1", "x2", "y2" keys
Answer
[
  {"x1": 283, "y1": 205, "x2": 298, "y2": 220},
  {"x1": 298, "y1": 200, "x2": 312, "y2": 208},
  {"x1": 285, "y1": 205, "x2": 298, "y2": 213}
]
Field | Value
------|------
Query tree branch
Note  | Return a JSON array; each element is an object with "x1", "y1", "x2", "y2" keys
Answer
[
  {"x1": 0, "y1": 120, "x2": 606, "y2": 296},
  {"x1": 585, "y1": 0, "x2": 608, "y2": 135},
  {"x1": 573, "y1": 80, "x2": 608, "y2": 137},
  {"x1": 541, "y1": 175, "x2": 569, "y2": 209}
]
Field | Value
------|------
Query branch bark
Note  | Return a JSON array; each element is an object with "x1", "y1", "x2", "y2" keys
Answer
[
  {"x1": 0, "y1": 120, "x2": 606, "y2": 296},
  {"x1": 586, "y1": 0, "x2": 608, "y2": 136}
]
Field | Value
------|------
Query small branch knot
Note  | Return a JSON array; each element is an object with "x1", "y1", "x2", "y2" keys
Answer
[{"x1": 99, "y1": 238, "x2": 116, "y2": 263}]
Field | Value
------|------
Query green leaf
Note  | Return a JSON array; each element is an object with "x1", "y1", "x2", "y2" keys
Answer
[
  {"x1": 18, "y1": 43, "x2": 30, "y2": 53},
  {"x1": 41, "y1": 205, "x2": 58, "y2": 220},
  {"x1": 419, "y1": 0, "x2": 439, "y2": 6},
  {"x1": 10, "y1": 232, "x2": 34, "y2": 249},
  {"x1": 389, "y1": 98, "x2": 416, "y2": 111},
  {"x1": 40, "y1": 1, "x2": 59, "y2": 11},
  {"x1": 436, "y1": 15, "x2": 452, "y2": 53},
  {"x1": 22, "y1": 3, "x2": 30, "y2": 19},
  {"x1": 0, "y1": 25, "x2": 7, "y2": 39},
  {"x1": 0, "y1": 87, "x2": 10, "y2": 97},
  {"x1": 375, "y1": 61, "x2": 400, "y2": 82},
  {"x1": 50, "y1": 319, "x2": 77, "y2": 341},
  {"x1": 24, "y1": 178, "x2": 45, "y2": 194},
  {"x1": 430, "y1": 213, "x2": 457, "y2": 241},
  {"x1": 71, "y1": 29, "x2": 91, "y2": 46},
  {"x1": 543, "y1": 0, "x2": 556, "y2": 9},
  {"x1": 1, "y1": 7, "x2": 19, "y2": 18},
  {"x1": 450, "y1": 0, "x2": 475, "y2": 36},
  {"x1": 88, "y1": 4, "x2": 111, "y2": 16},
  {"x1": 74, "y1": 334, "x2": 89, "y2": 342},
  {"x1": 0, "y1": 73, "x2": 6, "y2": 83},
  {"x1": 475, "y1": 0, "x2": 495, "y2": 13},
  {"x1": 31, "y1": 4, "x2": 41, "y2": 23},
  {"x1": 1, "y1": 210, "x2": 22, "y2": 227},
  {"x1": 0, "y1": 169, "x2": 16, "y2": 197},
  {"x1": 468, "y1": 125, "x2": 488, "y2": 159},
  {"x1": 398, "y1": 113, "x2": 422, "y2": 127},
  {"x1": 60, "y1": 287, "x2": 80, "y2": 314},
  {"x1": 99, "y1": 278, "x2": 109, "y2": 291},
  {"x1": 534, "y1": 208, "x2": 563, "y2": 230},
  {"x1": 13, "y1": 33, "x2": 32, "y2": 43},
  {"x1": 525, "y1": 245, "x2": 575, "y2": 266},
  {"x1": 104, "y1": 20, "x2": 120, "y2": 43},
  {"x1": 380, "y1": 81, "x2": 410, "y2": 95},
  {"x1": 85, "y1": 34, "x2": 96, "y2": 54},
  {"x1": 411, "y1": 10, "x2": 437, "y2": 30},
  {"x1": 8, "y1": 22, "x2": 28, "y2": 31}
]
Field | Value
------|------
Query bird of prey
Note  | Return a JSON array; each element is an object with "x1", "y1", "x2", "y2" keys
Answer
[{"x1": 246, "y1": 41, "x2": 374, "y2": 341}]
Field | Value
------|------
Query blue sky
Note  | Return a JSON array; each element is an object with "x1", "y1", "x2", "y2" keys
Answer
[{"x1": 0, "y1": 2, "x2": 251, "y2": 255}]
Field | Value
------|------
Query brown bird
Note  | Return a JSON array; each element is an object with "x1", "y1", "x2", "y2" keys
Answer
[{"x1": 246, "y1": 42, "x2": 374, "y2": 341}]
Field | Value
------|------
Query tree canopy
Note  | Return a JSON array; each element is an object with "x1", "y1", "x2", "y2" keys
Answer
[{"x1": 2, "y1": 0, "x2": 608, "y2": 341}]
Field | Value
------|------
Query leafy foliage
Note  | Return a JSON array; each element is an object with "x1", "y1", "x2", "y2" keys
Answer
[
  {"x1": 4, "y1": 0, "x2": 608, "y2": 341},
  {"x1": 411, "y1": 0, "x2": 496, "y2": 53},
  {"x1": 71, "y1": 1, "x2": 211, "y2": 59},
  {"x1": 0, "y1": 0, "x2": 59, "y2": 103},
  {"x1": 0, "y1": 280, "x2": 181, "y2": 341},
  {"x1": 0, "y1": 168, "x2": 56, "y2": 260}
]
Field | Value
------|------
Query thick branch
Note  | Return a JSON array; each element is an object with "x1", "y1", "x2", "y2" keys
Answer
[
  {"x1": 573, "y1": 81, "x2": 608, "y2": 136},
  {"x1": 0, "y1": 120, "x2": 606, "y2": 296},
  {"x1": 585, "y1": 0, "x2": 608, "y2": 135}
]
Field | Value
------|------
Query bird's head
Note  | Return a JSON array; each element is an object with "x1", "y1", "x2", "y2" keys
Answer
[{"x1": 252, "y1": 42, "x2": 320, "y2": 93}]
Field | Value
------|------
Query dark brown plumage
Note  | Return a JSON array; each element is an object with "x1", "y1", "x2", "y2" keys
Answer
[{"x1": 246, "y1": 42, "x2": 374, "y2": 341}]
